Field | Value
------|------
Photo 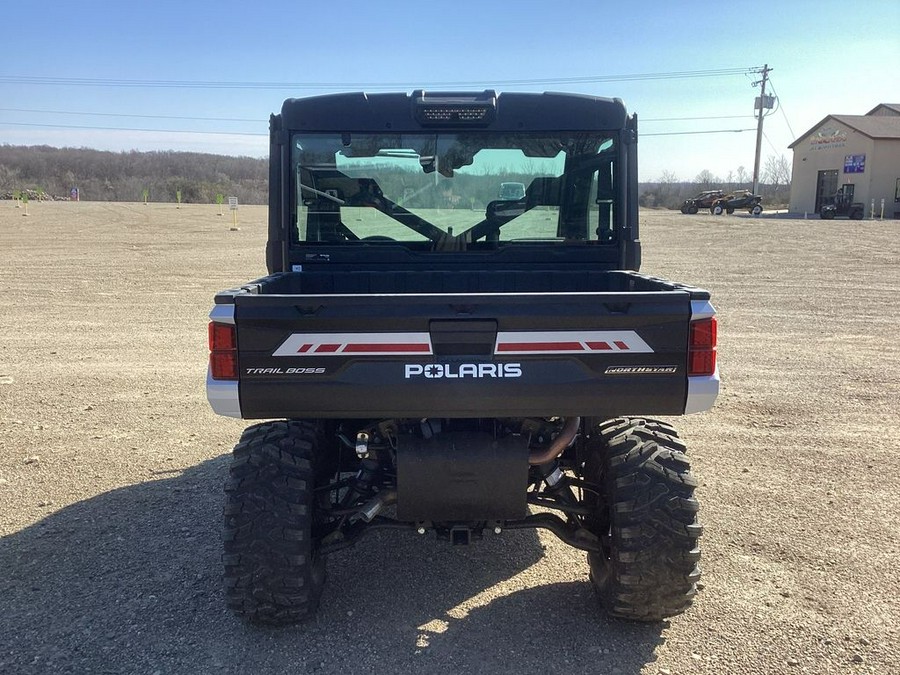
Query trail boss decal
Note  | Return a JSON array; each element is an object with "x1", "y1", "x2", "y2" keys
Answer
[{"x1": 246, "y1": 367, "x2": 326, "y2": 375}]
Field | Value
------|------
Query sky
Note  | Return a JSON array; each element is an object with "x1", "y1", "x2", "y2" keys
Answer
[{"x1": 2, "y1": 0, "x2": 898, "y2": 183}]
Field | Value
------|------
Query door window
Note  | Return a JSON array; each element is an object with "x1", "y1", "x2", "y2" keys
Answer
[{"x1": 814, "y1": 170, "x2": 838, "y2": 213}]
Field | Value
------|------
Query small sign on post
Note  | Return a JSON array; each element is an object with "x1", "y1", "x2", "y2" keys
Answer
[{"x1": 228, "y1": 196, "x2": 239, "y2": 228}]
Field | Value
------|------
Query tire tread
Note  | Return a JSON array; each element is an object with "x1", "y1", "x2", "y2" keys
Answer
[
  {"x1": 223, "y1": 420, "x2": 325, "y2": 625},
  {"x1": 585, "y1": 417, "x2": 702, "y2": 621}
]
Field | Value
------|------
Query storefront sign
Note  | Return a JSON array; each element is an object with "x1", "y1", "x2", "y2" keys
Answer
[
  {"x1": 810, "y1": 126, "x2": 847, "y2": 150},
  {"x1": 844, "y1": 155, "x2": 865, "y2": 173}
]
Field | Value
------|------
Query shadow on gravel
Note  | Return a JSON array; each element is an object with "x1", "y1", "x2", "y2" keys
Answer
[{"x1": 0, "y1": 457, "x2": 665, "y2": 675}]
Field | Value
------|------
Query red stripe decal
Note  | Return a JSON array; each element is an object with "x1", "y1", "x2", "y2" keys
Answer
[
  {"x1": 342, "y1": 343, "x2": 431, "y2": 353},
  {"x1": 315, "y1": 344, "x2": 340, "y2": 353},
  {"x1": 586, "y1": 341, "x2": 612, "y2": 351},
  {"x1": 613, "y1": 341, "x2": 630, "y2": 350},
  {"x1": 497, "y1": 341, "x2": 585, "y2": 352},
  {"x1": 297, "y1": 344, "x2": 312, "y2": 353}
]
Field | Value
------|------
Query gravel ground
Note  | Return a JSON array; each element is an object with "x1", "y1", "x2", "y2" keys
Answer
[{"x1": 1, "y1": 201, "x2": 898, "y2": 675}]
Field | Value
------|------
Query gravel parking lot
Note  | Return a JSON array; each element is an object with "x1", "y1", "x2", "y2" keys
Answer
[{"x1": 1, "y1": 201, "x2": 898, "y2": 674}]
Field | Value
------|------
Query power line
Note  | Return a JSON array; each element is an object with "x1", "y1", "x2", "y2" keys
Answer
[
  {"x1": 0, "y1": 67, "x2": 758, "y2": 90},
  {"x1": 0, "y1": 106, "x2": 753, "y2": 125},
  {"x1": 0, "y1": 107, "x2": 257, "y2": 123},
  {"x1": 1, "y1": 121, "x2": 266, "y2": 137},
  {"x1": 643, "y1": 114, "x2": 753, "y2": 122},
  {"x1": 642, "y1": 128, "x2": 756, "y2": 136},
  {"x1": 0, "y1": 69, "x2": 764, "y2": 141},
  {"x1": 765, "y1": 78, "x2": 797, "y2": 140},
  {"x1": 2, "y1": 120, "x2": 757, "y2": 138},
  {"x1": 762, "y1": 130, "x2": 784, "y2": 156}
]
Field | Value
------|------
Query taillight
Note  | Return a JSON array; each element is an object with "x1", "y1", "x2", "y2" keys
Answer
[
  {"x1": 208, "y1": 322, "x2": 236, "y2": 351},
  {"x1": 208, "y1": 322, "x2": 238, "y2": 379},
  {"x1": 688, "y1": 317, "x2": 717, "y2": 376}
]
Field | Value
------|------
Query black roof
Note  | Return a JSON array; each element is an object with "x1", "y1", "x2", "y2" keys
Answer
[{"x1": 278, "y1": 91, "x2": 629, "y2": 133}]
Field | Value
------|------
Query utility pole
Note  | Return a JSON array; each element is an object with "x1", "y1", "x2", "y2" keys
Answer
[{"x1": 752, "y1": 64, "x2": 773, "y2": 196}]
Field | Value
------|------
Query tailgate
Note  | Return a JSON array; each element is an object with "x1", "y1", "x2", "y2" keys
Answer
[{"x1": 210, "y1": 289, "x2": 716, "y2": 419}]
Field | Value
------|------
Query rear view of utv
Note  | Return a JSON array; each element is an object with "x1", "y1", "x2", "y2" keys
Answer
[{"x1": 207, "y1": 90, "x2": 719, "y2": 625}]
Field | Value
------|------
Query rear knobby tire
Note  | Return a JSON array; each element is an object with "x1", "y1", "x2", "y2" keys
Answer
[
  {"x1": 584, "y1": 418, "x2": 702, "y2": 621},
  {"x1": 223, "y1": 420, "x2": 325, "y2": 625}
]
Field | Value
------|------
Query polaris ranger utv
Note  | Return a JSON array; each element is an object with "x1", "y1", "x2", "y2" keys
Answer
[{"x1": 207, "y1": 91, "x2": 719, "y2": 625}]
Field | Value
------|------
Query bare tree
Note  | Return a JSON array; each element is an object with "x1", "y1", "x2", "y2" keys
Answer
[
  {"x1": 736, "y1": 165, "x2": 747, "y2": 187},
  {"x1": 650, "y1": 170, "x2": 680, "y2": 209},
  {"x1": 762, "y1": 154, "x2": 792, "y2": 191},
  {"x1": 695, "y1": 169, "x2": 718, "y2": 189},
  {"x1": 659, "y1": 170, "x2": 678, "y2": 185},
  {"x1": 0, "y1": 164, "x2": 20, "y2": 192},
  {"x1": 760, "y1": 154, "x2": 792, "y2": 206},
  {"x1": 775, "y1": 155, "x2": 791, "y2": 186}
]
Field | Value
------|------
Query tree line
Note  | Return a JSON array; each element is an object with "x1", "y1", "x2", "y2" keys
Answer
[
  {"x1": 0, "y1": 145, "x2": 268, "y2": 204},
  {"x1": 1, "y1": 144, "x2": 793, "y2": 211}
]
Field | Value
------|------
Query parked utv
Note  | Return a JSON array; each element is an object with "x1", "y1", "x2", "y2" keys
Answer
[
  {"x1": 820, "y1": 185, "x2": 864, "y2": 220},
  {"x1": 711, "y1": 190, "x2": 763, "y2": 215},
  {"x1": 680, "y1": 189, "x2": 724, "y2": 214},
  {"x1": 207, "y1": 91, "x2": 719, "y2": 626},
  {"x1": 498, "y1": 181, "x2": 526, "y2": 200}
]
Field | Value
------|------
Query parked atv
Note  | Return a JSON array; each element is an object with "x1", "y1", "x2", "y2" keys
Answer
[
  {"x1": 711, "y1": 191, "x2": 763, "y2": 215},
  {"x1": 680, "y1": 190, "x2": 724, "y2": 214},
  {"x1": 820, "y1": 185, "x2": 864, "y2": 220}
]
